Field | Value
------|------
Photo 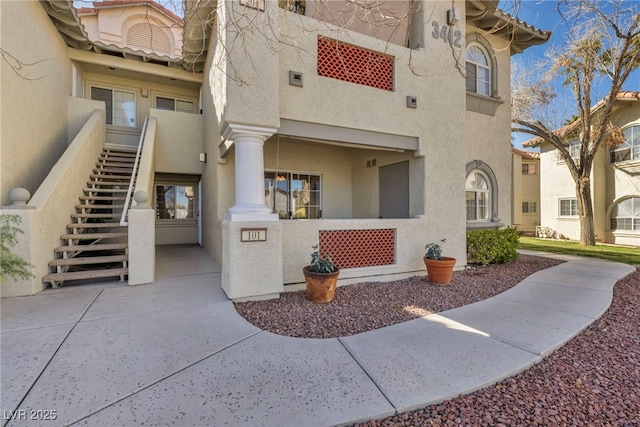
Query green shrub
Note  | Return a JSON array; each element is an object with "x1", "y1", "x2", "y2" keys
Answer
[
  {"x1": 466, "y1": 227, "x2": 519, "y2": 265},
  {"x1": 1, "y1": 215, "x2": 34, "y2": 283}
]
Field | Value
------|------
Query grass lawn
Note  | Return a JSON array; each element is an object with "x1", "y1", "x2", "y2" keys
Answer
[{"x1": 518, "y1": 236, "x2": 640, "y2": 265}]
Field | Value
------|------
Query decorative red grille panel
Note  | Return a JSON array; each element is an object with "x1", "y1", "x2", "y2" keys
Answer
[
  {"x1": 319, "y1": 229, "x2": 396, "y2": 269},
  {"x1": 317, "y1": 37, "x2": 394, "y2": 91}
]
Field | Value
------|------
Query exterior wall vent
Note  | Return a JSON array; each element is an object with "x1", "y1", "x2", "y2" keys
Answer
[
  {"x1": 317, "y1": 37, "x2": 394, "y2": 91},
  {"x1": 406, "y1": 96, "x2": 417, "y2": 108},
  {"x1": 289, "y1": 70, "x2": 303, "y2": 87}
]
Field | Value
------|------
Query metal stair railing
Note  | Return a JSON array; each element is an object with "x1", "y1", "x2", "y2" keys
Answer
[{"x1": 120, "y1": 116, "x2": 148, "y2": 226}]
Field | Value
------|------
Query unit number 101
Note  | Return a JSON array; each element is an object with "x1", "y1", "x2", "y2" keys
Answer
[{"x1": 432, "y1": 21, "x2": 462, "y2": 48}]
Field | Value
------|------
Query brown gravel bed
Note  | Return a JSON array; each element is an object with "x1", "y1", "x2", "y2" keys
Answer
[
  {"x1": 234, "y1": 254, "x2": 563, "y2": 339},
  {"x1": 354, "y1": 268, "x2": 640, "y2": 427}
]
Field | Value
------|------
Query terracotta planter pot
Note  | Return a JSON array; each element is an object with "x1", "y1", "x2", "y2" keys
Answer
[
  {"x1": 423, "y1": 257, "x2": 456, "y2": 285},
  {"x1": 303, "y1": 266, "x2": 340, "y2": 303}
]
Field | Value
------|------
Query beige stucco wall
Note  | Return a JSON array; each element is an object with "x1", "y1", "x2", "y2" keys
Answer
[
  {"x1": 464, "y1": 29, "x2": 513, "y2": 229},
  {"x1": 151, "y1": 109, "x2": 203, "y2": 175},
  {"x1": 200, "y1": 28, "x2": 224, "y2": 265},
  {"x1": 512, "y1": 153, "x2": 541, "y2": 232},
  {"x1": 0, "y1": 1, "x2": 73, "y2": 206},
  {"x1": 80, "y1": 71, "x2": 200, "y2": 147},
  {"x1": 539, "y1": 103, "x2": 640, "y2": 245},
  {"x1": 208, "y1": 1, "x2": 471, "y2": 296},
  {"x1": 2, "y1": 109, "x2": 106, "y2": 297},
  {"x1": 605, "y1": 106, "x2": 640, "y2": 245}
]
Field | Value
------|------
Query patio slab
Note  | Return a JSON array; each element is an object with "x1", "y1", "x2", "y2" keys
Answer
[
  {"x1": 0, "y1": 289, "x2": 101, "y2": 333},
  {"x1": 1, "y1": 325, "x2": 72, "y2": 416},
  {"x1": 83, "y1": 272, "x2": 227, "y2": 320},
  {"x1": 8, "y1": 302, "x2": 259, "y2": 426}
]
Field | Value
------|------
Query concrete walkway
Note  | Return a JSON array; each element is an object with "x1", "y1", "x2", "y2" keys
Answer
[{"x1": 1, "y1": 246, "x2": 635, "y2": 427}]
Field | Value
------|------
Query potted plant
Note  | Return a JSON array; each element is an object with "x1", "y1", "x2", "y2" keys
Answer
[
  {"x1": 423, "y1": 239, "x2": 456, "y2": 285},
  {"x1": 302, "y1": 245, "x2": 340, "y2": 303}
]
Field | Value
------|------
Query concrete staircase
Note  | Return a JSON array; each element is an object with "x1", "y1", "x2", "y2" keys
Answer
[{"x1": 43, "y1": 145, "x2": 138, "y2": 288}]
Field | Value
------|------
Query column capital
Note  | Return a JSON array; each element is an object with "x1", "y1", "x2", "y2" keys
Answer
[{"x1": 222, "y1": 123, "x2": 277, "y2": 142}]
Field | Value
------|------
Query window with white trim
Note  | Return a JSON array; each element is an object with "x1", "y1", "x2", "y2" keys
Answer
[
  {"x1": 465, "y1": 45, "x2": 490, "y2": 96},
  {"x1": 559, "y1": 198, "x2": 578, "y2": 217},
  {"x1": 466, "y1": 170, "x2": 491, "y2": 221},
  {"x1": 610, "y1": 125, "x2": 640, "y2": 163},
  {"x1": 610, "y1": 197, "x2": 640, "y2": 231},
  {"x1": 522, "y1": 202, "x2": 537, "y2": 213},
  {"x1": 264, "y1": 171, "x2": 321, "y2": 219},
  {"x1": 556, "y1": 141, "x2": 581, "y2": 165},
  {"x1": 522, "y1": 163, "x2": 537, "y2": 175},
  {"x1": 155, "y1": 96, "x2": 196, "y2": 114},
  {"x1": 156, "y1": 185, "x2": 196, "y2": 220},
  {"x1": 90, "y1": 86, "x2": 136, "y2": 127}
]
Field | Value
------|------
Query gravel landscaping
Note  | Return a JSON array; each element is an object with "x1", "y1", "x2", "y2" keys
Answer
[
  {"x1": 234, "y1": 254, "x2": 563, "y2": 338},
  {"x1": 235, "y1": 255, "x2": 640, "y2": 425}
]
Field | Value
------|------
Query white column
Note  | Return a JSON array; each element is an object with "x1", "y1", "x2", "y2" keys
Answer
[{"x1": 223, "y1": 123, "x2": 278, "y2": 221}]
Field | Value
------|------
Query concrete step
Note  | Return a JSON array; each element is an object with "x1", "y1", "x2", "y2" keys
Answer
[
  {"x1": 43, "y1": 268, "x2": 128, "y2": 287},
  {"x1": 87, "y1": 181, "x2": 132, "y2": 188},
  {"x1": 104, "y1": 148, "x2": 137, "y2": 156},
  {"x1": 60, "y1": 232, "x2": 128, "y2": 240},
  {"x1": 54, "y1": 243, "x2": 128, "y2": 253},
  {"x1": 49, "y1": 255, "x2": 128, "y2": 267},
  {"x1": 83, "y1": 188, "x2": 128, "y2": 193},
  {"x1": 96, "y1": 162, "x2": 135, "y2": 169},
  {"x1": 76, "y1": 204, "x2": 125, "y2": 210},
  {"x1": 99, "y1": 155, "x2": 135, "y2": 163},
  {"x1": 79, "y1": 196, "x2": 126, "y2": 203},
  {"x1": 93, "y1": 167, "x2": 134, "y2": 174},
  {"x1": 89, "y1": 174, "x2": 131, "y2": 180},
  {"x1": 71, "y1": 213, "x2": 119, "y2": 219},
  {"x1": 67, "y1": 222, "x2": 124, "y2": 229}
]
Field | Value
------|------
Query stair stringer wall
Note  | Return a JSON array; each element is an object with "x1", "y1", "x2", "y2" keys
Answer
[{"x1": 1, "y1": 108, "x2": 106, "y2": 297}]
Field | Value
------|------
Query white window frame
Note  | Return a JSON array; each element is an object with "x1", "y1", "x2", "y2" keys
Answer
[
  {"x1": 264, "y1": 170, "x2": 322, "y2": 220},
  {"x1": 609, "y1": 197, "x2": 640, "y2": 231},
  {"x1": 155, "y1": 183, "x2": 198, "y2": 223},
  {"x1": 556, "y1": 141, "x2": 581, "y2": 165},
  {"x1": 465, "y1": 44, "x2": 491, "y2": 96},
  {"x1": 522, "y1": 201, "x2": 537, "y2": 214},
  {"x1": 466, "y1": 170, "x2": 491, "y2": 222},
  {"x1": 154, "y1": 95, "x2": 197, "y2": 114},
  {"x1": 610, "y1": 125, "x2": 640, "y2": 164},
  {"x1": 90, "y1": 85, "x2": 137, "y2": 128},
  {"x1": 559, "y1": 198, "x2": 578, "y2": 217}
]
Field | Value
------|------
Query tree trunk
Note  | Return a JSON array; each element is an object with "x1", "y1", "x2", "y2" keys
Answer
[{"x1": 576, "y1": 177, "x2": 596, "y2": 246}]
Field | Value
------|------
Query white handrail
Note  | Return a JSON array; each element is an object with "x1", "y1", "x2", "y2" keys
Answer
[{"x1": 120, "y1": 116, "x2": 148, "y2": 226}]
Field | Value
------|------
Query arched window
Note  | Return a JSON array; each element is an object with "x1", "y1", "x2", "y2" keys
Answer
[
  {"x1": 610, "y1": 197, "x2": 640, "y2": 230},
  {"x1": 610, "y1": 125, "x2": 640, "y2": 163},
  {"x1": 466, "y1": 170, "x2": 491, "y2": 221},
  {"x1": 466, "y1": 45, "x2": 490, "y2": 96}
]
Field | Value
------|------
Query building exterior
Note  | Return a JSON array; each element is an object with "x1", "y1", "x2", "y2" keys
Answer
[
  {"x1": 511, "y1": 147, "x2": 541, "y2": 234},
  {"x1": 0, "y1": 0, "x2": 549, "y2": 298},
  {"x1": 523, "y1": 92, "x2": 640, "y2": 246}
]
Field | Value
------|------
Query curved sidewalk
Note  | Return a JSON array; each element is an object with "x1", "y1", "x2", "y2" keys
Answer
[{"x1": 1, "y1": 247, "x2": 635, "y2": 427}]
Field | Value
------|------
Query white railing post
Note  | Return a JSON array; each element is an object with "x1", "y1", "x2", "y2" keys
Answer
[{"x1": 120, "y1": 117, "x2": 148, "y2": 226}]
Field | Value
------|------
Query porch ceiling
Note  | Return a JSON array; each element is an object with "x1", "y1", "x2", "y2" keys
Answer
[{"x1": 278, "y1": 119, "x2": 419, "y2": 152}]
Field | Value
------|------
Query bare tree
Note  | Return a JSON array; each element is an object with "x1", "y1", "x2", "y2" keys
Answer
[{"x1": 512, "y1": 0, "x2": 640, "y2": 246}]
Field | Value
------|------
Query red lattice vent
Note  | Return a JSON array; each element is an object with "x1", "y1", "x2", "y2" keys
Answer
[
  {"x1": 317, "y1": 37, "x2": 394, "y2": 91},
  {"x1": 319, "y1": 229, "x2": 396, "y2": 269}
]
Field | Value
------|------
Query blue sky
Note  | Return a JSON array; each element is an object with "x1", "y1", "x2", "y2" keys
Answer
[{"x1": 503, "y1": 1, "x2": 640, "y2": 149}]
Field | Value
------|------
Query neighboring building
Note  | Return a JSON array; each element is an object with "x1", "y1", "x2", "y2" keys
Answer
[
  {"x1": 523, "y1": 92, "x2": 640, "y2": 246},
  {"x1": 1, "y1": 0, "x2": 549, "y2": 298},
  {"x1": 511, "y1": 147, "x2": 540, "y2": 234}
]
